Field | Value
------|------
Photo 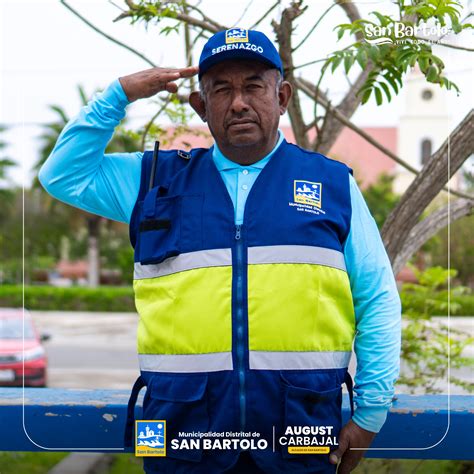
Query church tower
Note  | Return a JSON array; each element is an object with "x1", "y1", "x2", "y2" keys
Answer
[{"x1": 394, "y1": 68, "x2": 451, "y2": 194}]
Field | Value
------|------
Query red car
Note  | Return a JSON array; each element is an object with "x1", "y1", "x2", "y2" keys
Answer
[{"x1": 0, "y1": 308, "x2": 50, "y2": 387}]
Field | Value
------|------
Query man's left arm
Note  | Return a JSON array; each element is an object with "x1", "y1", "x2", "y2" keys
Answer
[{"x1": 330, "y1": 174, "x2": 401, "y2": 473}]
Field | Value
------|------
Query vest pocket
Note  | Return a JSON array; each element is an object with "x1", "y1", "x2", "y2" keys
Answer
[
  {"x1": 280, "y1": 372, "x2": 342, "y2": 462},
  {"x1": 137, "y1": 195, "x2": 180, "y2": 265},
  {"x1": 136, "y1": 194, "x2": 203, "y2": 265},
  {"x1": 142, "y1": 373, "x2": 209, "y2": 462}
]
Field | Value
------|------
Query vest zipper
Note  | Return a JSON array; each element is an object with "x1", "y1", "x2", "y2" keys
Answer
[{"x1": 234, "y1": 224, "x2": 246, "y2": 430}]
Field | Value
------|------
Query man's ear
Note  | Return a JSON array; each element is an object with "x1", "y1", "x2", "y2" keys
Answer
[
  {"x1": 278, "y1": 81, "x2": 293, "y2": 115},
  {"x1": 189, "y1": 91, "x2": 207, "y2": 122}
]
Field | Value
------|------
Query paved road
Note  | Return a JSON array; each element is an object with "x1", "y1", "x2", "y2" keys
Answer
[
  {"x1": 32, "y1": 311, "x2": 139, "y2": 389},
  {"x1": 30, "y1": 311, "x2": 473, "y2": 393}
]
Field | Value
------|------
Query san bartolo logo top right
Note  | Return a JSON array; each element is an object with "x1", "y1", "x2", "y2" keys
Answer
[{"x1": 364, "y1": 21, "x2": 450, "y2": 46}]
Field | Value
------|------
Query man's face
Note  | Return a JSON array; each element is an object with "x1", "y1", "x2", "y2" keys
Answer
[{"x1": 195, "y1": 60, "x2": 286, "y2": 153}]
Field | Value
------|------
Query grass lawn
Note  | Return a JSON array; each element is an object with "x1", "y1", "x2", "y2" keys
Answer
[
  {"x1": 1, "y1": 452, "x2": 472, "y2": 473},
  {"x1": 108, "y1": 454, "x2": 143, "y2": 474},
  {"x1": 105, "y1": 455, "x2": 474, "y2": 473},
  {"x1": 356, "y1": 458, "x2": 474, "y2": 473},
  {"x1": 0, "y1": 452, "x2": 68, "y2": 474}
]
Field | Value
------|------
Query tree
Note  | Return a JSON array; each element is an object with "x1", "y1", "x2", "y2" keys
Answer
[
  {"x1": 50, "y1": 1, "x2": 474, "y2": 405},
  {"x1": 424, "y1": 169, "x2": 474, "y2": 285},
  {"x1": 429, "y1": 214, "x2": 474, "y2": 285},
  {"x1": 0, "y1": 127, "x2": 18, "y2": 284},
  {"x1": 34, "y1": 86, "x2": 141, "y2": 286},
  {"x1": 60, "y1": 0, "x2": 474, "y2": 274},
  {"x1": 361, "y1": 174, "x2": 400, "y2": 229},
  {"x1": 0, "y1": 125, "x2": 16, "y2": 222},
  {"x1": 399, "y1": 266, "x2": 473, "y2": 394}
]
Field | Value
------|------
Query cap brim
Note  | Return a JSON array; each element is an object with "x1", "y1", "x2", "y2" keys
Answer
[{"x1": 199, "y1": 50, "x2": 280, "y2": 79}]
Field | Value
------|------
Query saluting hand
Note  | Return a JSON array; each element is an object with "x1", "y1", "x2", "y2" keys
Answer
[{"x1": 119, "y1": 66, "x2": 199, "y2": 102}]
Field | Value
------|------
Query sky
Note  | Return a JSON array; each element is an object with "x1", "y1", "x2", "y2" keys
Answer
[{"x1": 0, "y1": 0, "x2": 472, "y2": 186}]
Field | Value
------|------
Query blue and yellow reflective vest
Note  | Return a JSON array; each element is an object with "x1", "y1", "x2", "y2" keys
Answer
[{"x1": 126, "y1": 140, "x2": 355, "y2": 473}]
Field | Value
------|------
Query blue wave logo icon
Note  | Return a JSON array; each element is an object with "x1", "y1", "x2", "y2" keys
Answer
[
  {"x1": 226, "y1": 28, "x2": 249, "y2": 43},
  {"x1": 294, "y1": 180, "x2": 322, "y2": 208},
  {"x1": 136, "y1": 420, "x2": 166, "y2": 457}
]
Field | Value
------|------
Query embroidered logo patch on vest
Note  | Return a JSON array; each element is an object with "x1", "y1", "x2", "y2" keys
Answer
[
  {"x1": 290, "y1": 180, "x2": 325, "y2": 215},
  {"x1": 225, "y1": 28, "x2": 249, "y2": 43},
  {"x1": 294, "y1": 180, "x2": 322, "y2": 207}
]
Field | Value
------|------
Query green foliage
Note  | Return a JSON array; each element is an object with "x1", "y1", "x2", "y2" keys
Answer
[
  {"x1": 140, "y1": 94, "x2": 210, "y2": 149},
  {"x1": 401, "y1": 292, "x2": 474, "y2": 316},
  {"x1": 23, "y1": 85, "x2": 143, "y2": 287},
  {"x1": 361, "y1": 174, "x2": 400, "y2": 229},
  {"x1": 424, "y1": 214, "x2": 474, "y2": 286},
  {"x1": 356, "y1": 458, "x2": 474, "y2": 474},
  {"x1": 423, "y1": 171, "x2": 474, "y2": 285},
  {"x1": 0, "y1": 285, "x2": 135, "y2": 312},
  {"x1": 0, "y1": 125, "x2": 17, "y2": 221},
  {"x1": 0, "y1": 188, "x2": 134, "y2": 286},
  {"x1": 115, "y1": 246, "x2": 135, "y2": 285},
  {"x1": 164, "y1": 95, "x2": 191, "y2": 123},
  {"x1": 35, "y1": 88, "x2": 88, "y2": 176},
  {"x1": 35, "y1": 85, "x2": 141, "y2": 180},
  {"x1": 107, "y1": 456, "x2": 464, "y2": 474},
  {"x1": 0, "y1": 189, "x2": 83, "y2": 285},
  {"x1": 1, "y1": 452, "x2": 472, "y2": 474},
  {"x1": 462, "y1": 166, "x2": 474, "y2": 189},
  {"x1": 2, "y1": 281, "x2": 474, "y2": 315},
  {"x1": 0, "y1": 452, "x2": 68, "y2": 474},
  {"x1": 109, "y1": 454, "x2": 144, "y2": 474},
  {"x1": 121, "y1": 0, "x2": 183, "y2": 35},
  {"x1": 0, "y1": 158, "x2": 15, "y2": 181},
  {"x1": 399, "y1": 266, "x2": 474, "y2": 393},
  {"x1": 403, "y1": 0, "x2": 466, "y2": 30},
  {"x1": 324, "y1": 0, "x2": 472, "y2": 106},
  {"x1": 99, "y1": 221, "x2": 135, "y2": 282}
]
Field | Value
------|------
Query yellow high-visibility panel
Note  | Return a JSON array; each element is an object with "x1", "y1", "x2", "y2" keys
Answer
[
  {"x1": 134, "y1": 266, "x2": 232, "y2": 354},
  {"x1": 248, "y1": 263, "x2": 355, "y2": 352}
]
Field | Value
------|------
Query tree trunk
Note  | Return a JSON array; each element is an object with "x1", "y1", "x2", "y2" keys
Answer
[
  {"x1": 87, "y1": 216, "x2": 101, "y2": 287},
  {"x1": 392, "y1": 198, "x2": 474, "y2": 275},
  {"x1": 313, "y1": 1, "x2": 372, "y2": 154},
  {"x1": 272, "y1": 2, "x2": 310, "y2": 149},
  {"x1": 315, "y1": 68, "x2": 371, "y2": 154},
  {"x1": 382, "y1": 110, "x2": 474, "y2": 264}
]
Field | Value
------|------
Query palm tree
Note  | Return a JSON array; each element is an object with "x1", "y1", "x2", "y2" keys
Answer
[
  {"x1": 0, "y1": 126, "x2": 16, "y2": 222},
  {"x1": 0, "y1": 127, "x2": 18, "y2": 284},
  {"x1": 34, "y1": 86, "x2": 140, "y2": 287}
]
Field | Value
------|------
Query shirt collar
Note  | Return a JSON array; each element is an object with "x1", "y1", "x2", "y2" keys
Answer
[{"x1": 212, "y1": 129, "x2": 284, "y2": 171}]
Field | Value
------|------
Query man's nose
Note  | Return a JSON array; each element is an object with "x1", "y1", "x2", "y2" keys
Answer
[{"x1": 230, "y1": 90, "x2": 250, "y2": 113}]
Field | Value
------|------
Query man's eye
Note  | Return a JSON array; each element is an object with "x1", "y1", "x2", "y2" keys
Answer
[
  {"x1": 215, "y1": 88, "x2": 229, "y2": 94},
  {"x1": 247, "y1": 84, "x2": 262, "y2": 89}
]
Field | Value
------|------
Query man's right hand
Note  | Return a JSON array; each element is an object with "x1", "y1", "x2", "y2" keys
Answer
[{"x1": 119, "y1": 66, "x2": 199, "y2": 102}]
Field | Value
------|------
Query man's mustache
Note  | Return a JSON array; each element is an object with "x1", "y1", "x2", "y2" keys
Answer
[{"x1": 225, "y1": 117, "x2": 259, "y2": 128}]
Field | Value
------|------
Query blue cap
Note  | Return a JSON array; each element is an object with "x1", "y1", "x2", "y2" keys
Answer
[{"x1": 198, "y1": 28, "x2": 283, "y2": 79}]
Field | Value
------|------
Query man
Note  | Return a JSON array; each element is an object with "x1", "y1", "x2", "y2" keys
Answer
[{"x1": 40, "y1": 28, "x2": 400, "y2": 474}]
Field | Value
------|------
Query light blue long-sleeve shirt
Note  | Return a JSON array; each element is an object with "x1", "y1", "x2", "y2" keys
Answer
[{"x1": 39, "y1": 79, "x2": 401, "y2": 433}]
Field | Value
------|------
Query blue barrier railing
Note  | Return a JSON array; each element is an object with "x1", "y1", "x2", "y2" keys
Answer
[{"x1": 0, "y1": 389, "x2": 472, "y2": 460}]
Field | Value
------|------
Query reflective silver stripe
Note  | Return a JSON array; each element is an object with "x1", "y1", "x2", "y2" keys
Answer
[
  {"x1": 249, "y1": 351, "x2": 351, "y2": 370},
  {"x1": 140, "y1": 351, "x2": 349, "y2": 372},
  {"x1": 139, "y1": 352, "x2": 233, "y2": 373},
  {"x1": 134, "y1": 248, "x2": 232, "y2": 280},
  {"x1": 247, "y1": 245, "x2": 346, "y2": 272}
]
